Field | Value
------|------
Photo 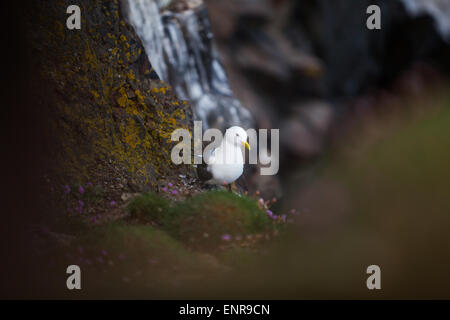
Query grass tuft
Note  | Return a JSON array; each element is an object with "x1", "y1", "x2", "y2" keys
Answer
[{"x1": 128, "y1": 191, "x2": 274, "y2": 249}]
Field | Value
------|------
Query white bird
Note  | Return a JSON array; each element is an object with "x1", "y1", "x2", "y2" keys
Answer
[{"x1": 198, "y1": 126, "x2": 250, "y2": 185}]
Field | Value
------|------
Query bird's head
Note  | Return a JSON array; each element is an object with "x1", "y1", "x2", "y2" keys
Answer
[{"x1": 225, "y1": 126, "x2": 250, "y2": 150}]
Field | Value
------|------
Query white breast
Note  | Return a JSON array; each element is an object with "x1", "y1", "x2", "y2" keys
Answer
[{"x1": 207, "y1": 141, "x2": 244, "y2": 184}]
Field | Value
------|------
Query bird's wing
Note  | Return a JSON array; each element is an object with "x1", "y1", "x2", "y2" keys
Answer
[{"x1": 196, "y1": 148, "x2": 216, "y2": 182}]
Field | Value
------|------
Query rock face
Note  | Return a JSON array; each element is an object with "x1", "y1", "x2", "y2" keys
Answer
[
  {"x1": 401, "y1": 0, "x2": 450, "y2": 40},
  {"x1": 26, "y1": 0, "x2": 194, "y2": 196},
  {"x1": 124, "y1": 0, "x2": 253, "y2": 131},
  {"x1": 206, "y1": 0, "x2": 450, "y2": 157}
]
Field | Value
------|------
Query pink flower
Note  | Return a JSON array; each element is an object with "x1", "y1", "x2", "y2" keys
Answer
[
  {"x1": 110, "y1": 201, "x2": 116, "y2": 207},
  {"x1": 221, "y1": 234, "x2": 231, "y2": 241},
  {"x1": 162, "y1": 187, "x2": 168, "y2": 192},
  {"x1": 266, "y1": 210, "x2": 276, "y2": 220},
  {"x1": 64, "y1": 185, "x2": 71, "y2": 194},
  {"x1": 168, "y1": 183, "x2": 173, "y2": 188},
  {"x1": 79, "y1": 185, "x2": 85, "y2": 194},
  {"x1": 171, "y1": 190, "x2": 178, "y2": 195},
  {"x1": 77, "y1": 200, "x2": 84, "y2": 214}
]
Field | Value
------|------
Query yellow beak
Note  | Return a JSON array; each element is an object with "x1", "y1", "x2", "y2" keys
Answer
[{"x1": 242, "y1": 141, "x2": 250, "y2": 150}]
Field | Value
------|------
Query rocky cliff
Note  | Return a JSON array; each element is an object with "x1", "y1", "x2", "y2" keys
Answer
[{"x1": 26, "y1": 0, "x2": 196, "y2": 210}]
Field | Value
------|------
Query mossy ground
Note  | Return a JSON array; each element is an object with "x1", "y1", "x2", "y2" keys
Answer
[
  {"x1": 38, "y1": 191, "x2": 287, "y2": 298},
  {"x1": 128, "y1": 191, "x2": 278, "y2": 249}
]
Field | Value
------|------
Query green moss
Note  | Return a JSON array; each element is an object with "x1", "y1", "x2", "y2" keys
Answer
[
  {"x1": 128, "y1": 191, "x2": 275, "y2": 249},
  {"x1": 128, "y1": 192, "x2": 171, "y2": 222}
]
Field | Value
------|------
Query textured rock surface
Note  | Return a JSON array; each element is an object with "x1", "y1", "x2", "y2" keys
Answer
[
  {"x1": 401, "y1": 0, "x2": 450, "y2": 40},
  {"x1": 26, "y1": 0, "x2": 195, "y2": 199},
  {"x1": 124, "y1": 0, "x2": 253, "y2": 131}
]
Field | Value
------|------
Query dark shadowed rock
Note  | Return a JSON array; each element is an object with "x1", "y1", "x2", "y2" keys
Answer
[{"x1": 281, "y1": 100, "x2": 334, "y2": 158}]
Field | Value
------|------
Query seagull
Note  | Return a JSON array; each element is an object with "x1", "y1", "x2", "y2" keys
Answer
[{"x1": 197, "y1": 126, "x2": 250, "y2": 186}]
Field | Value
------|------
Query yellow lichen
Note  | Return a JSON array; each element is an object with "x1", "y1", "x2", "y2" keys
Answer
[{"x1": 33, "y1": 0, "x2": 192, "y2": 188}]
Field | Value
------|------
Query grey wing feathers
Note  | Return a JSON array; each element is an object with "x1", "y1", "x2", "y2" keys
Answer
[{"x1": 196, "y1": 148, "x2": 215, "y2": 182}]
